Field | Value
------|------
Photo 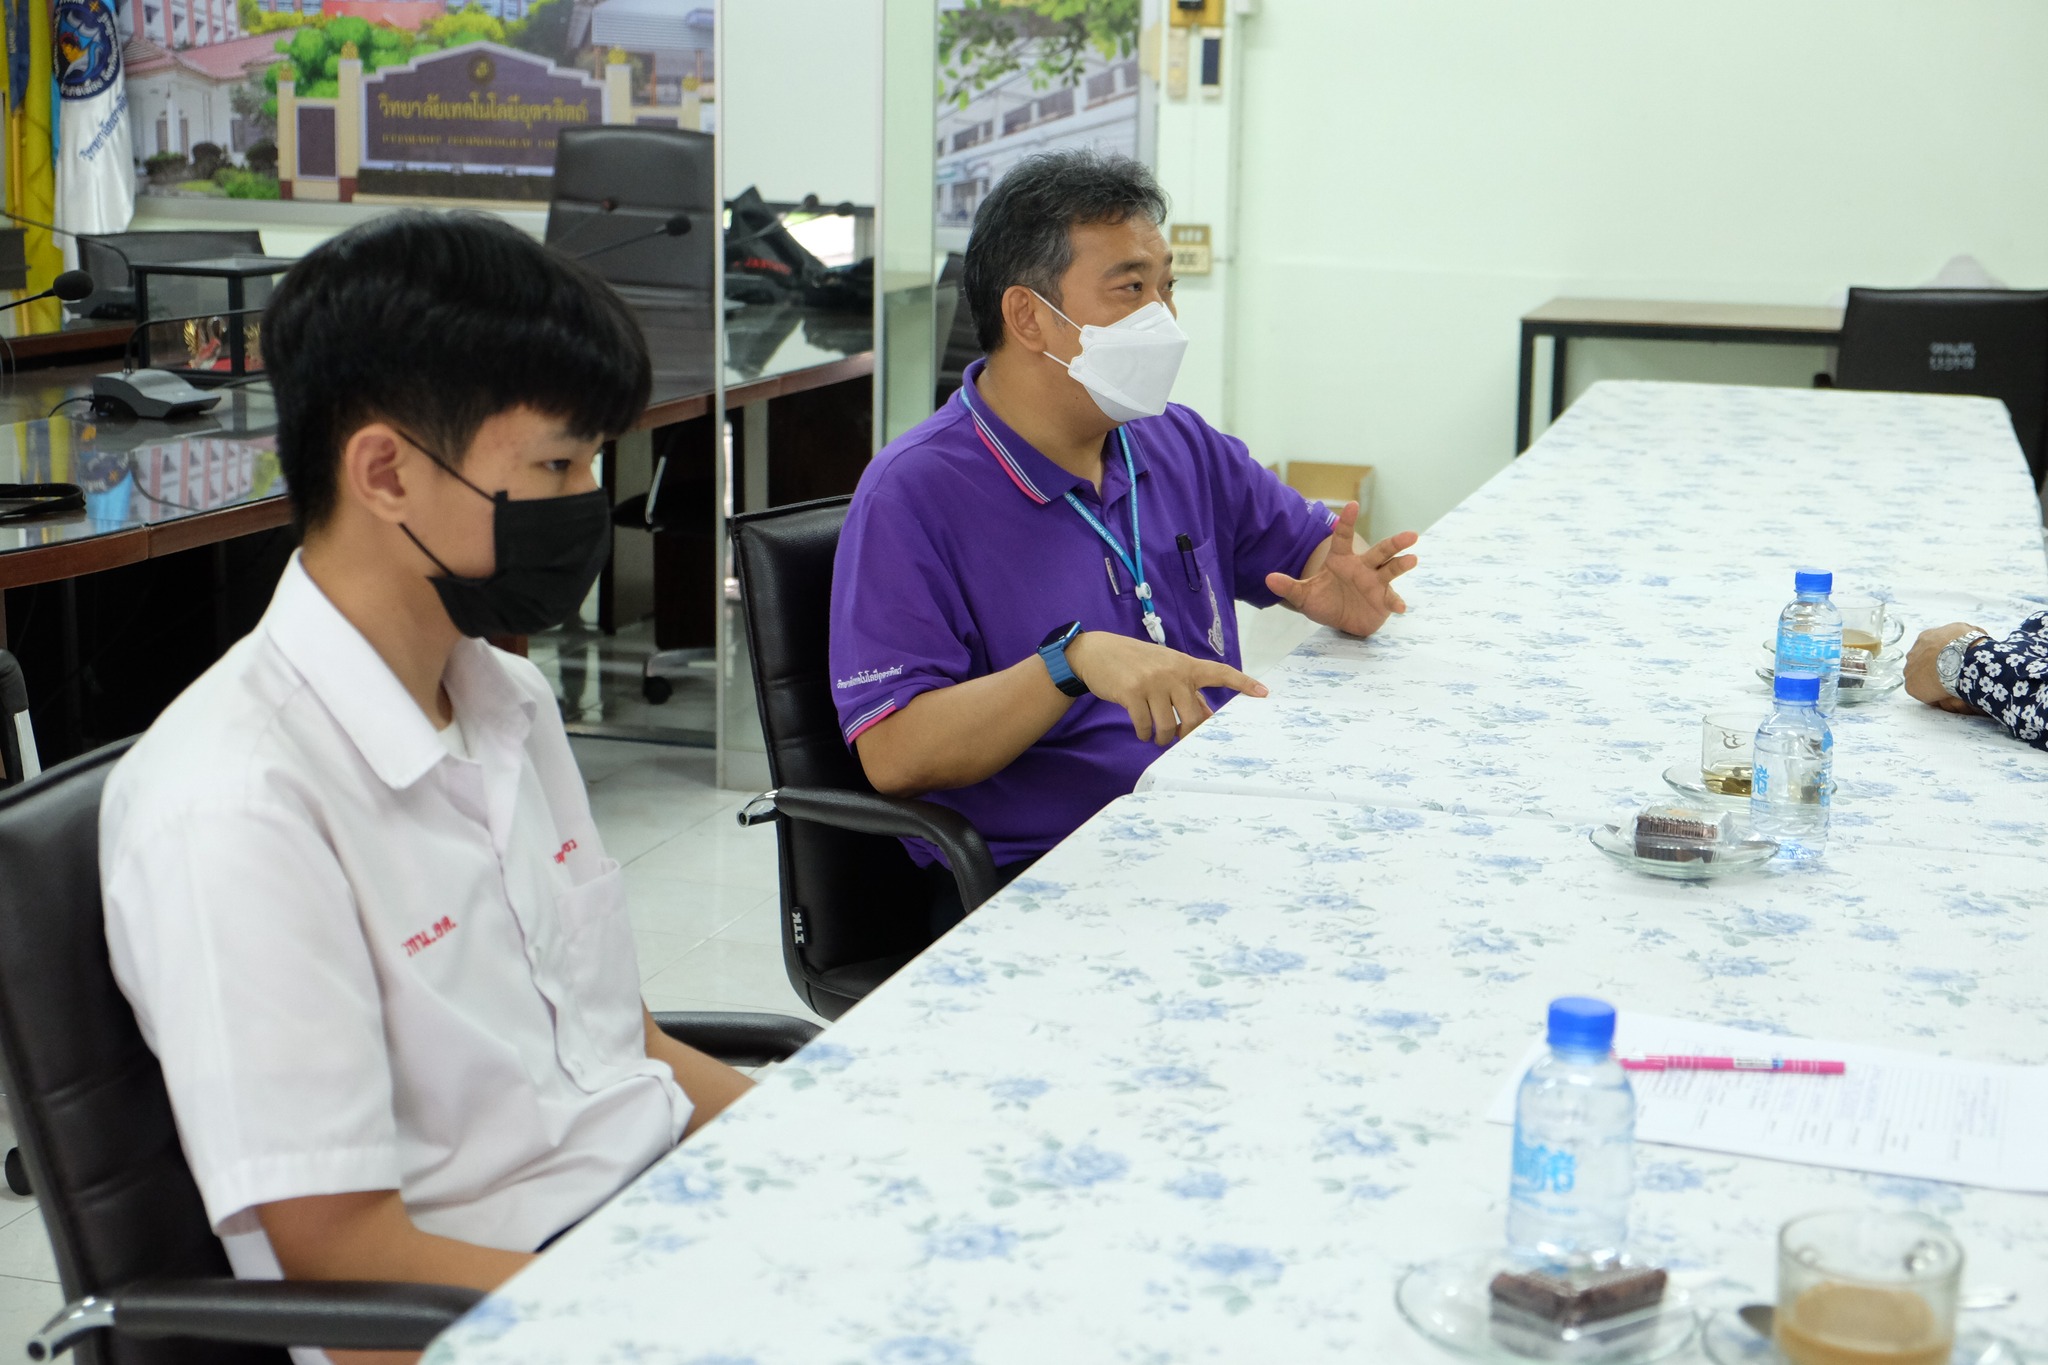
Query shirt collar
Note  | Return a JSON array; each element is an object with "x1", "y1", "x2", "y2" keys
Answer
[
  {"x1": 266, "y1": 553, "x2": 536, "y2": 790},
  {"x1": 958, "y1": 357, "x2": 1150, "y2": 507}
]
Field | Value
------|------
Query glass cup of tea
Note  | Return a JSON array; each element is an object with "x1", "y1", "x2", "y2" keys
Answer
[
  {"x1": 1700, "y1": 712, "x2": 1764, "y2": 797},
  {"x1": 1837, "y1": 598, "x2": 1905, "y2": 668},
  {"x1": 1775, "y1": 1209, "x2": 1961, "y2": 1365}
]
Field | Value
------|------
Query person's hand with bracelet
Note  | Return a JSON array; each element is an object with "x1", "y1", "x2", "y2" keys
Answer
[{"x1": 1904, "y1": 622, "x2": 1987, "y2": 714}]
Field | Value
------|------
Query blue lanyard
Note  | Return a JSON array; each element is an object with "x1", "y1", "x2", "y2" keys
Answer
[{"x1": 1064, "y1": 429, "x2": 1164, "y2": 645}]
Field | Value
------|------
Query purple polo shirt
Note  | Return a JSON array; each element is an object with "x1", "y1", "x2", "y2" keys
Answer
[{"x1": 829, "y1": 358, "x2": 1336, "y2": 867}]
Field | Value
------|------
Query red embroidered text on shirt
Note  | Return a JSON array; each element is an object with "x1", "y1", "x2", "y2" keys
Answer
[
  {"x1": 402, "y1": 916, "x2": 457, "y2": 957},
  {"x1": 553, "y1": 838, "x2": 578, "y2": 864}
]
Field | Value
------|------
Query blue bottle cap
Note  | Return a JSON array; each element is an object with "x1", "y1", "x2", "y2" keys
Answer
[
  {"x1": 1546, "y1": 996, "x2": 1616, "y2": 1053},
  {"x1": 1794, "y1": 568, "x2": 1833, "y2": 594},
  {"x1": 1774, "y1": 672, "x2": 1822, "y2": 703}
]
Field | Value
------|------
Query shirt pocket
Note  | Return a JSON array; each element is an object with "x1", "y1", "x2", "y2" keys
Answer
[
  {"x1": 549, "y1": 858, "x2": 647, "y2": 1084},
  {"x1": 1170, "y1": 534, "x2": 1232, "y2": 660}
]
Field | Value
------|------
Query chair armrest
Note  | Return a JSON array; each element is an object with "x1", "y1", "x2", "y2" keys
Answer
[
  {"x1": 741, "y1": 786, "x2": 1002, "y2": 912},
  {"x1": 30, "y1": 1279, "x2": 483, "y2": 1359},
  {"x1": 653, "y1": 1010, "x2": 819, "y2": 1065}
]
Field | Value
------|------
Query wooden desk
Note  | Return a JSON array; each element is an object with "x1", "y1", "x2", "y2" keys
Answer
[
  {"x1": 1516, "y1": 297, "x2": 1843, "y2": 453},
  {"x1": 1, "y1": 319, "x2": 134, "y2": 371}
]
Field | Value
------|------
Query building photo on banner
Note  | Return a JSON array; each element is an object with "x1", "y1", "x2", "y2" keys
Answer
[{"x1": 5, "y1": 2, "x2": 2048, "y2": 1364}]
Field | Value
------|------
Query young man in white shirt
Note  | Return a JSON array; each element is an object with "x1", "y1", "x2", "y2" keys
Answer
[{"x1": 98, "y1": 211, "x2": 750, "y2": 1336}]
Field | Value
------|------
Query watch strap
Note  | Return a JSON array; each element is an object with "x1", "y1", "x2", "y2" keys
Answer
[
  {"x1": 1037, "y1": 623, "x2": 1087, "y2": 698},
  {"x1": 1937, "y1": 630, "x2": 1988, "y2": 697}
]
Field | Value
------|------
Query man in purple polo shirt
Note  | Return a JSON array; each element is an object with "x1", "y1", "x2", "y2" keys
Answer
[{"x1": 831, "y1": 151, "x2": 1418, "y2": 923}]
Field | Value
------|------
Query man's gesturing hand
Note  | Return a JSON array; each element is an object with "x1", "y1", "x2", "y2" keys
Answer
[
  {"x1": 1265, "y1": 501, "x2": 1418, "y2": 639},
  {"x1": 1066, "y1": 631, "x2": 1267, "y2": 746}
]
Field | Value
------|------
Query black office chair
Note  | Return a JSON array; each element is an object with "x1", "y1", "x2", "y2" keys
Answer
[
  {"x1": 0, "y1": 650, "x2": 36, "y2": 790},
  {"x1": 546, "y1": 125, "x2": 716, "y2": 307},
  {"x1": 0, "y1": 739, "x2": 819, "y2": 1363},
  {"x1": 1830, "y1": 287, "x2": 2048, "y2": 489},
  {"x1": 70, "y1": 231, "x2": 266, "y2": 322},
  {"x1": 935, "y1": 251, "x2": 976, "y2": 408},
  {"x1": 728, "y1": 498, "x2": 1001, "y2": 1020}
]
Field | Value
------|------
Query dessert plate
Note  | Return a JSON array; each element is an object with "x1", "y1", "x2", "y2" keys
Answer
[
  {"x1": 1756, "y1": 647, "x2": 1906, "y2": 705},
  {"x1": 1396, "y1": 1248, "x2": 1699, "y2": 1363},
  {"x1": 1590, "y1": 822, "x2": 1778, "y2": 881}
]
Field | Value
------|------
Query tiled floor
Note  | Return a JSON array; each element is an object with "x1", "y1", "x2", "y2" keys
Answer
[{"x1": 0, "y1": 601, "x2": 1316, "y2": 1351}]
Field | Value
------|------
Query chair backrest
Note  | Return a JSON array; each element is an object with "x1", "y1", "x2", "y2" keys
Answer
[
  {"x1": 728, "y1": 499, "x2": 933, "y2": 1012},
  {"x1": 0, "y1": 740, "x2": 278, "y2": 1365},
  {"x1": 546, "y1": 125, "x2": 716, "y2": 295},
  {"x1": 73, "y1": 230, "x2": 266, "y2": 322},
  {"x1": 0, "y1": 650, "x2": 31, "y2": 788},
  {"x1": 1835, "y1": 287, "x2": 2048, "y2": 487}
]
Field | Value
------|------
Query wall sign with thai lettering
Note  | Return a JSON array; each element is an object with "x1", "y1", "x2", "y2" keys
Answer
[{"x1": 360, "y1": 42, "x2": 609, "y2": 177}]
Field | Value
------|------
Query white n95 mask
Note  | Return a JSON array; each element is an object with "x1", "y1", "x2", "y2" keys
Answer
[{"x1": 1033, "y1": 292, "x2": 1190, "y2": 424}]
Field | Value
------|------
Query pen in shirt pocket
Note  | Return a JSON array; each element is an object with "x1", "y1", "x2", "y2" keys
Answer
[{"x1": 1176, "y1": 533, "x2": 1199, "y2": 590}]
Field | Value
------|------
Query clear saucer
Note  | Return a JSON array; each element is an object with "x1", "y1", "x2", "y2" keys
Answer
[
  {"x1": 1700, "y1": 1306, "x2": 2024, "y2": 1365},
  {"x1": 1590, "y1": 822, "x2": 1778, "y2": 880},
  {"x1": 1662, "y1": 763, "x2": 1750, "y2": 807},
  {"x1": 1395, "y1": 1248, "x2": 1699, "y2": 1363},
  {"x1": 1756, "y1": 647, "x2": 1906, "y2": 705}
]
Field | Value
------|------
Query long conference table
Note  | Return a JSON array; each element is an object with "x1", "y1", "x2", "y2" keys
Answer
[{"x1": 427, "y1": 382, "x2": 2048, "y2": 1363}]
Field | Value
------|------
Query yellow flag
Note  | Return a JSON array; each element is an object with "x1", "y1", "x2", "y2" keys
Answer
[{"x1": 5, "y1": 0, "x2": 65, "y2": 333}]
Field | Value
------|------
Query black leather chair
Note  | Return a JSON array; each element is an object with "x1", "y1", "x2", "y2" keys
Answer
[
  {"x1": 0, "y1": 650, "x2": 35, "y2": 789},
  {"x1": 0, "y1": 739, "x2": 820, "y2": 1362},
  {"x1": 935, "y1": 251, "x2": 976, "y2": 408},
  {"x1": 729, "y1": 498, "x2": 1001, "y2": 1020},
  {"x1": 1831, "y1": 287, "x2": 2048, "y2": 489},
  {"x1": 546, "y1": 125, "x2": 716, "y2": 307},
  {"x1": 71, "y1": 231, "x2": 266, "y2": 323}
]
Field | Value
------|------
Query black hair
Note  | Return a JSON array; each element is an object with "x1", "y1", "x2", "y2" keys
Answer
[
  {"x1": 261, "y1": 209, "x2": 652, "y2": 532},
  {"x1": 962, "y1": 149, "x2": 1169, "y2": 354}
]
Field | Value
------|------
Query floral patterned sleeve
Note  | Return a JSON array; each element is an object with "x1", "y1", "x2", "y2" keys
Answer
[{"x1": 1955, "y1": 611, "x2": 2048, "y2": 751}]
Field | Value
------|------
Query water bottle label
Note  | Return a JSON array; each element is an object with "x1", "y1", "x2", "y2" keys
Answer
[
  {"x1": 1777, "y1": 631, "x2": 1841, "y2": 672},
  {"x1": 1511, "y1": 1135, "x2": 1577, "y2": 1194}
]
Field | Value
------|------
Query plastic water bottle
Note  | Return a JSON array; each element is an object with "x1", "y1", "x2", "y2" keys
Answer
[
  {"x1": 1507, "y1": 997, "x2": 1636, "y2": 1265},
  {"x1": 1774, "y1": 568, "x2": 1844, "y2": 714},
  {"x1": 1751, "y1": 672, "x2": 1833, "y2": 862}
]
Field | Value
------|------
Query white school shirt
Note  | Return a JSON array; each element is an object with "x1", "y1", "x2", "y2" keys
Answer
[{"x1": 100, "y1": 554, "x2": 691, "y2": 1301}]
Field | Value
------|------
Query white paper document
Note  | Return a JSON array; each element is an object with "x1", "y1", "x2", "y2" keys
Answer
[{"x1": 1484, "y1": 1012, "x2": 2048, "y2": 1192}]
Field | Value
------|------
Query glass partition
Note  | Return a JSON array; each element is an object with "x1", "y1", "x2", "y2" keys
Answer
[
  {"x1": 529, "y1": 0, "x2": 935, "y2": 775},
  {"x1": 714, "y1": 0, "x2": 900, "y2": 788},
  {"x1": 876, "y1": 1, "x2": 939, "y2": 448}
]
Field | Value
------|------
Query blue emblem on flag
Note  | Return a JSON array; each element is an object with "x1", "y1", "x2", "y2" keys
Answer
[{"x1": 53, "y1": 0, "x2": 121, "y2": 102}]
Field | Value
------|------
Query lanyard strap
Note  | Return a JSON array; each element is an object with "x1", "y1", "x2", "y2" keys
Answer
[{"x1": 1063, "y1": 430, "x2": 1164, "y2": 645}]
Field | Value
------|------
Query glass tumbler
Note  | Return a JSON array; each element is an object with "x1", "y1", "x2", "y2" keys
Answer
[{"x1": 1775, "y1": 1209, "x2": 1961, "y2": 1365}]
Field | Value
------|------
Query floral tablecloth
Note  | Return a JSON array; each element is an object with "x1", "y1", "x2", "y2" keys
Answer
[
  {"x1": 1141, "y1": 382, "x2": 2048, "y2": 852},
  {"x1": 427, "y1": 792, "x2": 2048, "y2": 1365},
  {"x1": 426, "y1": 381, "x2": 2048, "y2": 1365}
]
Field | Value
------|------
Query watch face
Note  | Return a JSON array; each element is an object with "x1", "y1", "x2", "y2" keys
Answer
[{"x1": 1041, "y1": 620, "x2": 1081, "y2": 650}]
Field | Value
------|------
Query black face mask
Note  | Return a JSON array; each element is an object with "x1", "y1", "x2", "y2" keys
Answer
[{"x1": 398, "y1": 437, "x2": 612, "y2": 639}]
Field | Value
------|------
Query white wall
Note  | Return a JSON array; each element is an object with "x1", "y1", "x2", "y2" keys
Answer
[
  {"x1": 1218, "y1": 1, "x2": 2048, "y2": 540},
  {"x1": 719, "y1": 0, "x2": 879, "y2": 208}
]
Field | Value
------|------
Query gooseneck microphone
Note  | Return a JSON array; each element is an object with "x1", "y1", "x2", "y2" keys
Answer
[
  {"x1": 0, "y1": 270, "x2": 95, "y2": 314},
  {"x1": 570, "y1": 212, "x2": 692, "y2": 262},
  {"x1": 544, "y1": 197, "x2": 622, "y2": 255}
]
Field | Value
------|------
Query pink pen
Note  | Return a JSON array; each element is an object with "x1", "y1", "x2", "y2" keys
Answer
[{"x1": 1618, "y1": 1055, "x2": 1846, "y2": 1075}]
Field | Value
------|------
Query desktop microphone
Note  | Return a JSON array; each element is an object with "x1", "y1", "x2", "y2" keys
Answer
[
  {"x1": 0, "y1": 270, "x2": 95, "y2": 314},
  {"x1": 570, "y1": 212, "x2": 692, "y2": 262}
]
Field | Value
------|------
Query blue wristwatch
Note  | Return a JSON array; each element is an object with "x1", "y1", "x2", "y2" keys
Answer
[{"x1": 1038, "y1": 620, "x2": 1087, "y2": 698}]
